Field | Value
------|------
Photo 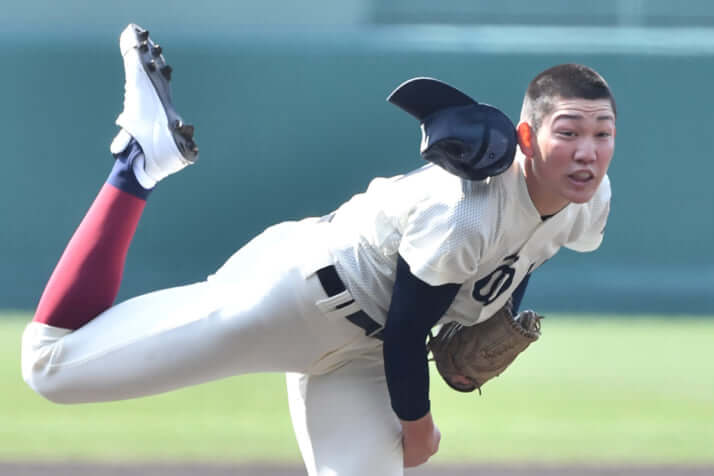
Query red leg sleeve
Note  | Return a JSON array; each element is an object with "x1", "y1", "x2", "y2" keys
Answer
[{"x1": 33, "y1": 184, "x2": 146, "y2": 330}]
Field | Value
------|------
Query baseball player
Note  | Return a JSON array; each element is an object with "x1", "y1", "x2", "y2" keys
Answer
[{"x1": 21, "y1": 23, "x2": 615, "y2": 475}]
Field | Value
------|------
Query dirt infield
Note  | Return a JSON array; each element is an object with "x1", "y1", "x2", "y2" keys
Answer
[{"x1": 2, "y1": 462, "x2": 713, "y2": 476}]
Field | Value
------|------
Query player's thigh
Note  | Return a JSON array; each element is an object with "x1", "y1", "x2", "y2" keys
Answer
[
  {"x1": 23, "y1": 218, "x2": 356, "y2": 403},
  {"x1": 23, "y1": 267, "x2": 331, "y2": 403},
  {"x1": 287, "y1": 360, "x2": 404, "y2": 476}
]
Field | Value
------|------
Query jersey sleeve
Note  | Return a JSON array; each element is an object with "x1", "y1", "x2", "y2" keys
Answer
[
  {"x1": 398, "y1": 198, "x2": 485, "y2": 286},
  {"x1": 565, "y1": 176, "x2": 611, "y2": 252}
]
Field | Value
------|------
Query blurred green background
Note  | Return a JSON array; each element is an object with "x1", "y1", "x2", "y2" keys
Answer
[{"x1": 1, "y1": 0, "x2": 713, "y2": 467}]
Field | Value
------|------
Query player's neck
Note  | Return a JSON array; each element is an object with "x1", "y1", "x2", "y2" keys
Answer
[{"x1": 522, "y1": 159, "x2": 569, "y2": 216}]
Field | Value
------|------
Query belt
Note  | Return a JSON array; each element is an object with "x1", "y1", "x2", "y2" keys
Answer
[{"x1": 316, "y1": 265, "x2": 384, "y2": 341}]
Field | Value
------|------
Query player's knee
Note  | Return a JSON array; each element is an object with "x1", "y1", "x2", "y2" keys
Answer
[
  {"x1": 22, "y1": 369, "x2": 69, "y2": 404},
  {"x1": 22, "y1": 358, "x2": 78, "y2": 404},
  {"x1": 21, "y1": 322, "x2": 77, "y2": 404}
]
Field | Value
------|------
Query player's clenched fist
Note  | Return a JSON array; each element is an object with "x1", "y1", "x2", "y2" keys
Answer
[{"x1": 401, "y1": 412, "x2": 442, "y2": 467}]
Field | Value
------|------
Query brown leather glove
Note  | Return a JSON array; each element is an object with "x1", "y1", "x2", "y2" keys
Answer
[{"x1": 428, "y1": 303, "x2": 543, "y2": 393}]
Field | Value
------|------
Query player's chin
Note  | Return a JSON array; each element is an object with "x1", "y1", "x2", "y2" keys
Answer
[
  {"x1": 563, "y1": 176, "x2": 601, "y2": 203},
  {"x1": 566, "y1": 191, "x2": 597, "y2": 204}
]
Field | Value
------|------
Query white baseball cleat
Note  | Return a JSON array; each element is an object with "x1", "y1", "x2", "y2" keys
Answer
[{"x1": 111, "y1": 23, "x2": 198, "y2": 186}]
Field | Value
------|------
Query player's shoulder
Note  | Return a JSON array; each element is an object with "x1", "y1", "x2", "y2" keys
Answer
[
  {"x1": 403, "y1": 163, "x2": 464, "y2": 188},
  {"x1": 392, "y1": 163, "x2": 477, "y2": 208},
  {"x1": 400, "y1": 164, "x2": 504, "y2": 233}
]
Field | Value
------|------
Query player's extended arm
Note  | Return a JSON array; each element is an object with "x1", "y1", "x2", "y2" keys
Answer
[{"x1": 382, "y1": 255, "x2": 461, "y2": 467}]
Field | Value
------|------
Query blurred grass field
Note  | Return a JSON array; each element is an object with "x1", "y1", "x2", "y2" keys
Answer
[{"x1": 1, "y1": 312, "x2": 713, "y2": 465}]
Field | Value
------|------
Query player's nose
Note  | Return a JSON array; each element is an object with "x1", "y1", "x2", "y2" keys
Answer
[{"x1": 573, "y1": 138, "x2": 597, "y2": 163}]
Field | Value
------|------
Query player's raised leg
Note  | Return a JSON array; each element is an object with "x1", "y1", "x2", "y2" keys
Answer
[
  {"x1": 21, "y1": 23, "x2": 368, "y2": 417},
  {"x1": 22, "y1": 217, "x2": 366, "y2": 404},
  {"x1": 30, "y1": 23, "x2": 197, "y2": 331},
  {"x1": 23, "y1": 23, "x2": 197, "y2": 387},
  {"x1": 22, "y1": 28, "x2": 364, "y2": 403}
]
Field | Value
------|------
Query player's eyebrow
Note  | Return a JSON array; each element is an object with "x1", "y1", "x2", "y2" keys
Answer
[{"x1": 553, "y1": 113, "x2": 615, "y2": 122}]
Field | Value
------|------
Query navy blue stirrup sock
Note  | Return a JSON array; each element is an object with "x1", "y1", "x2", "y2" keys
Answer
[{"x1": 107, "y1": 138, "x2": 152, "y2": 200}]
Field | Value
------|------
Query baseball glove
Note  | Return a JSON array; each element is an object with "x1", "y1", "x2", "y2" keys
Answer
[{"x1": 428, "y1": 303, "x2": 543, "y2": 393}]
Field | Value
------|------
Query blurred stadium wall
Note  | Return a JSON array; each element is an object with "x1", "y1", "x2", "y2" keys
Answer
[{"x1": 1, "y1": 1, "x2": 712, "y2": 314}]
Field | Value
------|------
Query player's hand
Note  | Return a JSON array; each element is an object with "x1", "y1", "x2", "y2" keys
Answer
[{"x1": 401, "y1": 411, "x2": 441, "y2": 468}]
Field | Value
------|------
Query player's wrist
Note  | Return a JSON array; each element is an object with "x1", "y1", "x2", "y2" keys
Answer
[
  {"x1": 401, "y1": 411, "x2": 440, "y2": 468},
  {"x1": 400, "y1": 411, "x2": 434, "y2": 431}
]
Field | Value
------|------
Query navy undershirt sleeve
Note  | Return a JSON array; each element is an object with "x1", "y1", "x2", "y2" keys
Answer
[
  {"x1": 382, "y1": 255, "x2": 461, "y2": 421},
  {"x1": 510, "y1": 273, "x2": 531, "y2": 313}
]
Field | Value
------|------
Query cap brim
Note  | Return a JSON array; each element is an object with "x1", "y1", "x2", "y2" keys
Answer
[{"x1": 387, "y1": 77, "x2": 478, "y2": 120}]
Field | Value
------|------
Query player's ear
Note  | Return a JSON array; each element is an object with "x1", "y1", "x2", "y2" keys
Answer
[{"x1": 516, "y1": 122, "x2": 534, "y2": 158}]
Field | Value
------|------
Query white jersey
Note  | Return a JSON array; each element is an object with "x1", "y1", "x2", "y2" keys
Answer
[{"x1": 329, "y1": 155, "x2": 611, "y2": 326}]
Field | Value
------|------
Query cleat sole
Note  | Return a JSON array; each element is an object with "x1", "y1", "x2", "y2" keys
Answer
[{"x1": 123, "y1": 23, "x2": 198, "y2": 164}]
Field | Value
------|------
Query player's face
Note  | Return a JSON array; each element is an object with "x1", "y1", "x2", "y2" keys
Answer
[{"x1": 526, "y1": 98, "x2": 615, "y2": 215}]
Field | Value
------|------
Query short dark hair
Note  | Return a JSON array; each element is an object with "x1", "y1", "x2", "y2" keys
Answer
[{"x1": 521, "y1": 64, "x2": 616, "y2": 130}]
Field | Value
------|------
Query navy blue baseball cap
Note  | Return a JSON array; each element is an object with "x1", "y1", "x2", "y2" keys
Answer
[{"x1": 388, "y1": 77, "x2": 517, "y2": 181}]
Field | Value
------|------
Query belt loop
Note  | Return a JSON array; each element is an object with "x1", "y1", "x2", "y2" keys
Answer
[{"x1": 316, "y1": 265, "x2": 384, "y2": 341}]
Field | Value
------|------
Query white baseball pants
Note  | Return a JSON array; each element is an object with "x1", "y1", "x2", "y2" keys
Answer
[{"x1": 22, "y1": 219, "x2": 404, "y2": 475}]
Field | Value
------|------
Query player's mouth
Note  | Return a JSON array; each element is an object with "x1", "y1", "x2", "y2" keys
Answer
[{"x1": 567, "y1": 169, "x2": 595, "y2": 185}]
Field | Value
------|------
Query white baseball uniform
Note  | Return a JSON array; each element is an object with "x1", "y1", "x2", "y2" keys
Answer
[{"x1": 22, "y1": 153, "x2": 610, "y2": 476}]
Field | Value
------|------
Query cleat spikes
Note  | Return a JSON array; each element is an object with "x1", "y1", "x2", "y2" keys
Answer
[
  {"x1": 138, "y1": 41, "x2": 149, "y2": 53},
  {"x1": 136, "y1": 28, "x2": 149, "y2": 41},
  {"x1": 178, "y1": 124, "x2": 195, "y2": 139},
  {"x1": 151, "y1": 45, "x2": 162, "y2": 57},
  {"x1": 160, "y1": 64, "x2": 173, "y2": 80},
  {"x1": 146, "y1": 60, "x2": 157, "y2": 72}
]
